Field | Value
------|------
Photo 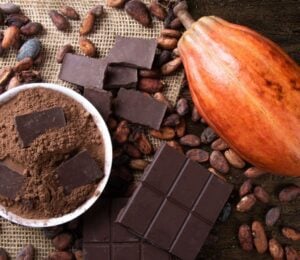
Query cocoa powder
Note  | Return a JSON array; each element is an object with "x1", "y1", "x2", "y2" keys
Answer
[{"x1": 0, "y1": 87, "x2": 104, "y2": 219}]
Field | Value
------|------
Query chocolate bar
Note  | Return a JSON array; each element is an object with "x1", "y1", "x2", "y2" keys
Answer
[
  {"x1": 56, "y1": 150, "x2": 103, "y2": 194},
  {"x1": 83, "y1": 198, "x2": 176, "y2": 260},
  {"x1": 15, "y1": 107, "x2": 66, "y2": 148},
  {"x1": 104, "y1": 66, "x2": 138, "y2": 90},
  {"x1": 83, "y1": 88, "x2": 112, "y2": 121},
  {"x1": 59, "y1": 53, "x2": 108, "y2": 89},
  {"x1": 116, "y1": 143, "x2": 233, "y2": 260},
  {"x1": 107, "y1": 37, "x2": 157, "y2": 69},
  {"x1": 0, "y1": 163, "x2": 25, "y2": 199},
  {"x1": 114, "y1": 88, "x2": 167, "y2": 130}
]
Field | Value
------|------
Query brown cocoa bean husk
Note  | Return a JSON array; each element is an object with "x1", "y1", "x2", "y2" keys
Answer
[
  {"x1": 236, "y1": 194, "x2": 256, "y2": 212},
  {"x1": 149, "y1": 0, "x2": 166, "y2": 20},
  {"x1": 166, "y1": 140, "x2": 183, "y2": 154},
  {"x1": 209, "y1": 151, "x2": 230, "y2": 174},
  {"x1": 0, "y1": 248, "x2": 8, "y2": 260},
  {"x1": 129, "y1": 159, "x2": 149, "y2": 170},
  {"x1": 160, "y1": 28, "x2": 181, "y2": 39},
  {"x1": 90, "y1": 5, "x2": 104, "y2": 17},
  {"x1": 2, "y1": 25, "x2": 20, "y2": 49},
  {"x1": 201, "y1": 127, "x2": 218, "y2": 144},
  {"x1": 52, "y1": 233, "x2": 73, "y2": 250},
  {"x1": 239, "y1": 179, "x2": 252, "y2": 197},
  {"x1": 0, "y1": 67, "x2": 13, "y2": 86},
  {"x1": 131, "y1": 131, "x2": 152, "y2": 155},
  {"x1": 48, "y1": 251, "x2": 74, "y2": 260},
  {"x1": 269, "y1": 239, "x2": 284, "y2": 260},
  {"x1": 0, "y1": 3, "x2": 20, "y2": 14},
  {"x1": 17, "y1": 70, "x2": 42, "y2": 83},
  {"x1": 163, "y1": 113, "x2": 180, "y2": 127},
  {"x1": 138, "y1": 69, "x2": 160, "y2": 78},
  {"x1": 80, "y1": 12, "x2": 96, "y2": 36},
  {"x1": 252, "y1": 221, "x2": 268, "y2": 254},
  {"x1": 56, "y1": 44, "x2": 74, "y2": 63},
  {"x1": 282, "y1": 227, "x2": 300, "y2": 241},
  {"x1": 59, "y1": 6, "x2": 80, "y2": 20},
  {"x1": 16, "y1": 244, "x2": 34, "y2": 260},
  {"x1": 13, "y1": 57, "x2": 33, "y2": 72},
  {"x1": 153, "y1": 92, "x2": 173, "y2": 112},
  {"x1": 265, "y1": 207, "x2": 280, "y2": 227},
  {"x1": 279, "y1": 185, "x2": 300, "y2": 202},
  {"x1": 161, "y1": 57, "x2": 182, "y2": 76},
  {"x1": 156, "y1": 50, "x2": 172, "y2": 67},
  {"x1": 114, "y1": 120, "x2": 130, "y2": 144},
  {"x1": 238, "y1": 224, "x2": 253, "y2": 251},
  {"x1": 150, "y1": 127, "x2": 175, "y2": 140},
  {"x1": 107, "y1": 0, "x2": 126, "y2": 8},
  {"x1": 79, "y1": 37, "x2": 96, "y2": 57},
  {"x1": 224, "y1": 149, "x2": 246, "y2": 169},
  {"x1": 179, "y1": 134, "x2": 201, "y2": 147},
  {"x1": 186, "y1": 149, "x2": 209, "y2": 163},
  {"x1": 211, "y1": 138, "x2": 229, "y2": 151},
  {"x1": 175, "y1": 118, "x2": 186, "y2": 137},
  {"x1": 157, "y1": 36, "x2": 178, "y2": 50},
  {"x1": 125, "y1": 0, "x2": 152, "y2": 27},
  {"x1": 124, "y1": 143, "x2": 142, "y2": 158},
  {"x1": 191, "y1": 106, "x2": 200, "y2": 122},
  {"x1": 20, "y1": 22, "x2": 43, "y2": 36},
  {"x1": 49, "y1": 10, "x2": 70, "y2": 31},
  {"x1": 244, "y1": 167, "x2": 266, "y2": 178},
  {"x1": 169, "y1": 17, "x2": 182, "y2": 29},
  {"x1": 6, "y1": 76, "x2": 21, "y2": 90},
  {"x1": 138, "y1": 78, "x2": 164, "y2": 93},
  {"x1": 285, "y1": 246, "x2": 300, "y2": 260},
  {"x1": 176, "y1": 98, "x2": 189, "y2": 116},
  {"x1": 254, "y1": 186, "x2": 270, "y2": 203},
  {"x1": 5, "y1": 13, "x2": 30, "y2": 28}
]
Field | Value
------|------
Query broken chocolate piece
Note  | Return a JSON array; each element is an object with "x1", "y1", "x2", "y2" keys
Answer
[
  {"x1": 59, "y1": 53, "x2": 108, "y2": 89},
  {"x1": 107, "y1": 36, "x2": 157, "y2": 69},
  {"x1": 15, "y1": 107, "x2": 66, "y2": 148},
  {"x1": 56, "y1": 150, "x2": 103, "y2": 194},
  {"x1": 114, "y1": 88, "x2": 167, "y2": 130},
  {"x1": 0, "y1": 163, "x2": 25, "y2": 199},
  {"x1": 83, "y1": 88, "x2": 112, "y2": 121}
]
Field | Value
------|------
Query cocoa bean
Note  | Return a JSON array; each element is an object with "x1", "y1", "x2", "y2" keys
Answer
[
  {"x1": 269, "y1": 239, "x2": 284, "y2": 260},
  {"x1": 52, "y1": 232, "x2": 73, "y2": 250},
  {"x1": 125, "y1": 0, "x2": 152, "y2": 27},
  {"x1": 209, "y1": 151, "x2": 230, "y2": 174},
  {"x1": 285, "y1": 246, "x2": 300, "y2": 260},
  {"x1": 201, "y1": 117, "x2": 207, "y2": 124},
  {"x1": 33, "y1": 51, "x2": 44, "y2": 66},
  {"x1": 5, "y1": 13, "x2": 30, "y2": 28},
  {"x1": 252, "y1": 221, "x2": 268, "y2": 254},
  {"x1": 156, "y1": 50, "x2": 172, "y2": 67},
  {"x1": 160, "y1": 28, "x2": 181, "y2": 39},
  {"x1": 201, "y1": 127, "x2": 218, "y2": 144},
  {"x1": 161, "y1": 57, "x2": 182, "y2": 76},
  {"x1": 236, "y1": 194, "x2": 256, "y2": 212},
  {"x1": 7, "y1": 76, "x2": 21, "y2": 90},
  {"x1": 191, "y1": 106, "x2": 200, "y2": 122},
  {"x1": 107, "y1": 0, "x2": 126, "y2": 8},
  {"x1": 20, "y1": 22, "x2": 43, "y2": 36},
  {"x1": 265, "y1": 207, "x2": 280, "y2": 226},
  {"x1": 0, "y1": 67, "x2": 13, "y2": 86},
  {"x1": 282, "y1": 227, "x2": 300, "y2": 241},
  {"x1": 180, "y1": 134, "x2": 201, "y2": 147},
  {"x1": 16, "y1": 244, "x2": 34, "y2": 260},
  {"x1": 254, "y1": 186, "x2": 270, "y2": 203},
  {"x1": 114, "y1": 120, "x2": 130, "y2": 144},
  {"x1": 186, "y1": 148, "x2": 209, "y2": 163},
  {"x1": 169, "y1": 17, "x2": 182, "y2": 29},
  {"x1": 239, "y1": 179, "x2": 252, "y2": 197},
  {"x1": 131, "y1": 131, "x2": 152, "y2": 155},
  {"x1": 79, "y1": 37, "x2": 96, "y2": 57},
  {"x1": 238, "y1": 224, "x2": 253, "y2": 251},
  {"x1": 163, "y1": 113, "x2": 180, "y2": 127},
  {"x1": 172, "y1": 47, "x2": 180, "y2": 57},
  {"x1": 175, "y1": 118, "x2": 186, "y2": 137},
  {"x1": 17, "y1": 70, "x2": 42, "y2": 83},
  {"x1": 0, "y1": 248, "x2": 8, "y2": 260},
  {"x1": 80, "y1": 12, "x2": 96, "y2": 36},
  {"x1": 163, "y1": 7, "x2": 175, "y2": 29},
  {"x1": 211, "y1": 138, "x2": 229, "y2": 151},
  {"x1": 279, "y1": 185, "x2": 300, "y2": 202},
  {"x1": 48, "y1": 251, "x2": 74, "y2": 260},
  {"x1": 157, "y1": 36, "x2": 178, "y2": 50},
  {"x1": 244, "y1": 167, "x2": 266, "y2": 178},
  {"x1": 138, "y1": 69, "x2": 160, "y2": 78},
  {"x1": 74, "y1": 250, "x2": 83, "y2": 260},
  {"x1": 13, "y1": 57, "x2": 33, "y2": 72},
  {"x1": 90, "y1": 5, "x2": 104, "y2": 17},
  {"x1": 166, "y1": 140, "x2": 183, "y2": 154},
  {"x1": 124, "y1": 143, "x2": 142, "y2": 158},
  {"x1": 176, "y1": 98, "x2": 189, "y2": 116},
  {"x1": 153, "y1": 92, "x2": 173, "y2": 112},
  {"x1": 49, "y1": 10, "x2": 70, "y2": 31},
  {"x1": 107, "y1": 116, "x2": 118, "y2": 130},
  {"x1": 60, "y1": 6, "x2": 80, "y2": 20},
  {"x1": 2, "y1": 25, "x2": 20, "y2": 49},
  {"x1": 138, "y1": 78, "x2": 164, "y2": 93},
  {"x1": 0, "y1": 3, "x2": 20, "y2": 14},
  {"x1": 149, "y1": 0, "x2": 166, "y2": 20},
  {"x1": 224, "y1": 149, "x2": 246, "y2": 169},
  {"x1": 150, "y1": 127, "x2": 175, "y2": 140},
  {"x1": 56, "y1": 44, "x2": 74, "y2": 63},
  {"x1": 129, "y1": 159, "x2": 149, "y2": 170},
  {"x1": 43, "y1": 226, "x2": 64, "y2": 239},
  {"x1": 17, "y1": 38, "x2": 41, "y2": 61}
]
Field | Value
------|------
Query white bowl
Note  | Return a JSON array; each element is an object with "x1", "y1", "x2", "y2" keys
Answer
[{"x1": 0, "y1": 83, "x2": 113, "y2": 227}]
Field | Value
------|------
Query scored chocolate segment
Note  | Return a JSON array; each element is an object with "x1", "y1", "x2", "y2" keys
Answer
[
  {"x1": 114, "y1": 88, "x2": 167, "y2": 130},
  {"x1": 59, "y1": 53, "x2": 108, "y2": 89},
  {"x1": 104, "y1": 66, "x2": 138, "y2": 90},
  {"x1": 56, "y1": 150, "x2": 103, "y2": 194},
  {"x1": 116, "y1": 143, "x2": 233, "y2": 260},
  {"x1": 107, "y1": 36, "x2": 157, "y2": 69},
  {"x1": 0, "y1": 163, "x2": 25, "y2": 199},
  {"x1": 15, "y1": 107, "x2": 66, "y2": 148}
]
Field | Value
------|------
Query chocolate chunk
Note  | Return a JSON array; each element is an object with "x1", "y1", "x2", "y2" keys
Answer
[
  {"x1": 116, "y1": 143, "x2": 233, "y2": 260},
  {"x1": 0, "y1": 163, "x2": 25, "y2": 199},
  {"x1": 83, "y1": 198, "x2": 176, "y2": 260},
  {"x1": 104, "y1": 65, "x2": 138, "y2": 90},
  {"x1": 107, "y1": 36, "x2": 157, "y2": 69},
  {"x1": 56, "y1": 150, "x2": 103, "y2": 194},
  {"x1": 15, "y1": 107, "x2": 66, "y2": 148},
  {"x1": 83, "y1": 88, "x2": 112, "y2": 121},
  {"x1": 59, "y1": 53, "x2": 108, "y2": 89},
  {"x1": 114, "y1": 88, "x2": 167, "y2": 130}
]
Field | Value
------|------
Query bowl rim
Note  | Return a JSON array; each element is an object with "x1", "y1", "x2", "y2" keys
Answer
[{"x1": 0, "y1": 83, "x2": 113, "y2": 227}]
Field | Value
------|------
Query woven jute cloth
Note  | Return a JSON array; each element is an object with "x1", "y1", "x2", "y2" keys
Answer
[{"x1": 0, "y1": 0, "x2": 183, "y2": 258}]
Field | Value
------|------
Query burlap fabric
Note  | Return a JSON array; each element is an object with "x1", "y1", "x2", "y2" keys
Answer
[{"x1": 0, "y1": 0, "x2": 183, "y2": 258}]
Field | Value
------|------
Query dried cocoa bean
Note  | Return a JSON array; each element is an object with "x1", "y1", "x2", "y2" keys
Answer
[
  {"x1": 131, "y1": 132, "x2": 152, "y2": 155},
  {"x1": 208, "y1": 167, "x2": 226, "y2": 181},
  {"x1": 153, "y1": 92, "x2": 173, "y2": 112},
  {"x1": 56, "y1": 44, "x2": 74, "y2": 63},
  {"x1": 17, "y1": 70, "x2": 42, "y2": 83},
  {"x1": 79, "y1": 37, "x2": 96, "y2": 57},
  {"x1": 0, "y1": 67, "x2": 13, "y2": 86},
  {"x1": 33, "y1": 51, "x2": 44, "y2": 66},
  {"x1": 17, "y1": 38, "x2": 41, "y2": 61},
  {"x1": 224, "y1": 149, "x2": 246, "y2": 169},
  {"x1": 180, "y1": 134, "x2": 201, "y2": 147},
  {"x1": 114, "y1": 120, "x2": 130, "y2": 144},
  {"x1": 150, "y1": 127, "x2": 175, "y2": 140},
  {"x1": 161, "y1": 57, "x2": 182, "y2": 76},
  {"x1": 209, "y1": 151, "x2": 230, "y2": 174},
  {"x1": 175, "y1": 118, "x2": 186, "y2": 137},
  {"x1": 157, "y1": 36, "x2": 178, "y2": 50},
  {"x1": 254, "y1": 186, "x2": 270, "y2": 203},
  {"x1": 252, "y1": 221, "x2": 268, "y2": 254},
  {"x1": 60, "y1": 6, "x2": 80, "y2": 20},
  {"x1": 244, "y1": 167, "x2": 266, "y2": 178},
  {"x1": 201, "y1": 127, "x2": 218, "y2": 144},
  {"x1": 279, "y1": 185, "x2": 300, "y2": 202},
  {"x1": 13, "y1": 57, "x2": 33, "y2": 72},
  {"x1": 149, "y1": 0, "x2": 166, "y2": 20},
  {"x1": 80, "y1": 12, "x2": 96, "y2": 36},
  {"x1": 236, "y1": 194, "x2": 256, "y2": 212},
  {"x1": 138, "y1": 78, "x2": 164, "y2": 93},
  {"x1": 282, "y1": 227, "x2": 300, "y2": 241},
  {"x1": 107, "y1": 0, "x2": 126, "y2": 8},
  {"x1": 269, "y1": 239, "x2": 284, "y2": 260},
  {"x1": 186, "y1": 148, "x2": 209, "y2": 163},
  {"x1": 52, "y1": 232, "x2": 73, "y2": 250},
  {"x1": 0, "y1": 3, "x2": 20, "y2": 14},
  {"x1": 43, "y1": 226, "x2": 64, "y2": 239},
  {"x1": 238, "y1": 224, "x2": 253, "y2": 251},
  {"x1": 166, "y1": 140, "x2": 183, "y2": 154},
  {"x1": 0, "y1": 248, "x2": 8, "y2": 260},
  {"x1": 49, "y1": 10, "x2": 70, "y2": 31},
  {"x1": 285, "y1": 246, "x2": 300, "y2": 260},
  {"x1": 265, "y1": 207, "x2": 280, "y2": 226},
  {"x1": 211, "y1": 138, "x2": 229, "y2": 151},
  {"x1": 191, "y1": 106, "x2": 200, "y2": 122},
  {"x1": 74, "y1": 250, "x2": 83, "y2": 260},
  {"x1": 239, "y1": 179, "x2": 252, "y2": 197},
  {"x1": 124, "y1": 143, "x2": 142, "y2": 158},
  {"x1": 163, "y1": 6, "x2": 175, "y2": 29},
  {"x1": 172, "y1": 47, "x2": 180, "y2": 57},
  {"x1": 7, "y1": 76, "x2": 21, "y2": 90},
  {"x1": 125, "y1": 0, "x2": 152, "y2": 27},
  {"x1": 138, "y1": 69, "x2": 160, "y2": 78},
  {"x1": 48, "y1": 251, "x2": 74, "y2": 260},
  {"x1": 169, "y1": 17, "x2": 182, "y2": 29},
  {"x1": 20, "y1": 22, "x2": 43, "y2": 36},
  {"x1": 176, "y1": 98, "x2": 189, "y2": 116},
  {"x1": 5, "y1": 14, "x2": 30, "y2": 28},
  {"x1": 160, "y1": 28, "x2": 181, "y2": 39},
  {"x1": 16, "y1": 244, "x2": 34, "y2": 260},
  {"x1": 90, "y1": 5, "x2": 104, "y2": 17},
  {"x1": 2, "y1": 25, "x2": 20, "y2": 49},
  {"x1": 129, "y1": 159, "x2": 149, "y2": 170},
  {"x1": 163, "y1": 113, "x2": 180, "y2": 127},
  {"x1": 156, "y1": 50, "x2": 172, "y2": 67}
]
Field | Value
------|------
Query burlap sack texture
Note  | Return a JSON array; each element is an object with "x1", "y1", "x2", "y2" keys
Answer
[{"x1": 0, "y1": 0, "x2": 184, "y2": 258}]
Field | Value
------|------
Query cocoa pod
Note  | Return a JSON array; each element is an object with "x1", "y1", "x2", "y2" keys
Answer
[
  {"x1": 0, "y1": 3, "x2": 20, "y2": 14},
  {"x1": 124, "y1": 143, "x2": 142, "y2": 158},
  {"x1": 209, "y1": 151, "x2": 230, "y2": 174},
  {"x1": 239, "y1": 179, "x2": 252, "y2": 197},
  {"x1": 0, "y1": 248, "x2": 8, "y2": 260},
  {"x1": 157, "y1": 36, "x2": 178, "y2": 50},
  {"x1": 129, "y1": 159, "x2": 149, "y2": 170},
  {"x1": 252, "y1": 221, "x2": 268, "y2": 254},
  {"x1": 201, "y1": 127, "x2": 218, "y2": 144},
  {"x1": 282, "y1": 227, "x2": 300, "y2": 241},
  {"x1": 211, "y1": 138, "x2": 229, "y2": 151},
  {"x1": 236, "y1": 194, "x2": 256, "y2": 212},
  {"x1": 17, "y1": 70, "x2": 42, "y2": 83},
  {"x1": 16, "y1": 244, "x2": 34, "y2": 260},
  {"x1": 166, "y1": 140, "x2": 183, "y2": 154},
  {"x1": 0, "y1": 67, "x2": 13, "y2": 86},
  {"x1": 161, "y1": 57, "x2": 182, "y2": 76},
  {"x1": 59, "y1": 6, "x2": 80, "y2": 20},
  {"x1": 279, "y1": 185, "x2": 300, "y2": 202},
  {"x1": 48, "y1": 251, "x2": 74, "y2": 260},
  {"x1": 131, "y1": 132, "x2": 152, "y2": 155},
  {"x1": 138, "y1": 78, "x2": 164, "y2": 93},
  {"x1": 265, "y1": 207, "x2": 280, "y2": 227},
  {"x1": 80, "y1": 12, "x2": 96, "y2": 36},
  {"x1": 160, "y1": 28, "x2": 181, "y2": 39},
  {"x1": 13, "y1": 57, "x2": 33, "y2": 72},
  {"x1": 56, "y1": 44, "x2": 74, "y2": 63},
  {"x1": 49, "y1": 10, "x2": 70, "y2": 31},
  {"x1": 90, "y1": 5, "x2": 104, "y2": 17},
  {"x1": 285, "y1": 246, "x2": 300, "y2": 260},
  {"x1": 149, "y1": 0, "x2": 166, "y2": 20},
  {"x1": 175, "y1": 118, "x2": 186, "y2": 137},
  {"x1": 163, "y1": 113, "x2": 180, "y2": 127},
  {"x1": 169, "y1": 17, "x2": 182, "y2": 29},
  {"x1": 179, "y1": 134, "x2": 201, "y2": 147},
  {"x1": 156, "y1": 50, "x2": 172, "y2": 67},
  {"x1": 114, "y1": 120, "x2": 130, "y2": 144},
  {"x1": 224, "y1": 149, "x2": 246, "y2": 169},
  {"x1": 254, "y1": 186, "x2": 270, "y2": 203},
  {"x1": 17, "y1": 38, "x2": 41, "y2": 61},
  {"x1": 139, "y1": 69, "x2": 160, "y2": 78},
  {"x1": 74, "y1": 250, "x2": 83, "y2": 260},
  {"x1": 238, "y1": 224, "x2": 253, "y2": 251},
  {"x1": 150, "y1": 127, "x2": 175, "y2": 140},
  {"x1": 176, "y1": 98, "x2": 189, "y2": 116},
  {"x1": 7, "y1": 76, "x2": 21, "y2": 90},
  {"x1": 269, "y1": 239, "x2": 284, "y2": 260},
  {"x1": 244, "y1": 167, "x2": 266, "y2": 178},
  {"x1": 125, "y1": 0, "x2": 152, "y2": 27},
  {"x1": 186, "y1": 148, "x2": 209, "y2": 163},
  {"x1": 52, "y1": 233, "x2": 73, "y2": 250},
  {"x1": 153, "y1": 92, "x2": 173, "y2": 112},
  {"x1": 20, "y1": 22, "x2": 43, "y2": 36},
  {"x1": 191, "y1": 106, "x2": 200, "y2": 122},
  {"x1": 5, "y1": 13, "x2": 30, "y2": 28},
  {"x1": 79, "y1": 37, "x2": 96, "y2": 57},
  {"x1": 107, "y1": 0, "x2": 126, "y2": 8},
  {"x1": 2, "y1": 25, "x2": 20, "y2": 49}
]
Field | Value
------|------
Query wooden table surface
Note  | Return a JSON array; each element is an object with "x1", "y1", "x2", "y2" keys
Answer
[{"x1": 184, "y1": 1, "x2": 300, "y2": 259}]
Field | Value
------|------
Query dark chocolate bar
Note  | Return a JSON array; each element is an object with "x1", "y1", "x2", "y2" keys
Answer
[
  {"x1": 56, "y1": 150, "x2": 103, "y2": 194},
  {"x1": 83, "y1": 198, "x2": 176, "y2": 260},
  {"x1": 59, "y1": 53, "x2": 108, "y2": 89},
  {"x1": 107, "y1": 37, "x2": 157, "y2": 69},
  {"x1": 15, "y1": 107, "x2": 66, "y2": 148},
  {"x1": 114, "y1": 88, "x2": 167, "y2": 130},
  {"x1": 116, "y1": 143, "x2": 233, "y2": 260},
  {"x1": 104, "y1": 66, "x2": 138, "y2": 90},
  {"x1": 0, "y1": 163, "x2": 25, "y2": 199},
  {"x1": 83, "y1": 88, "x2": 112, "y2": 121}
]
